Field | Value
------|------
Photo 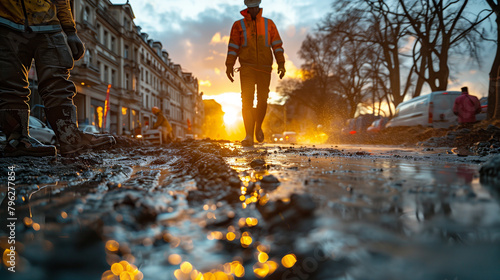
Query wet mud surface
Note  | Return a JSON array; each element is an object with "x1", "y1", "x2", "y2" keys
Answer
[{"x1": 1, "y1": 140, "x2": 500, "y2": 280}]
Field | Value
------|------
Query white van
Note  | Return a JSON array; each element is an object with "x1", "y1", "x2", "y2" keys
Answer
[{"x1": 386, "y1": 91, "x2": 461, "y2": 129}]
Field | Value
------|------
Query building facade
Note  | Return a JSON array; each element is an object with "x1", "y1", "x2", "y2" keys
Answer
[{"x1": 69, "y1": 0, "x2": 203, "y2": 138}]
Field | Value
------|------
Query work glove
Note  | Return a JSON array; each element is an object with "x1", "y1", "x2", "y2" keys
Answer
[
  {"x1": 226, "y1": 66, "x2": 234, "y2": 83},
  {"x1": 66, "y1": 32, "x2": 85, "y2": 61},
  {"x1": 278, "y1": 63, "x2": 286, "y2": 79}
]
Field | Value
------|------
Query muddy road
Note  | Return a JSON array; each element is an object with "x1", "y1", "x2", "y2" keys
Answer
[{"x1": 1, "y1": 140, "x2": 499, "y2": 280}]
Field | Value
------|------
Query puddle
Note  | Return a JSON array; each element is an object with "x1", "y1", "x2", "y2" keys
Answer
[{"x1": 1, "y1": 143, "x2": 499, "y2": 280}]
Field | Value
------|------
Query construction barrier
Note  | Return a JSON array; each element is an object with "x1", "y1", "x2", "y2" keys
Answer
[{"x1": 142, "y1": 129, "x2": 162, "y2": 145}]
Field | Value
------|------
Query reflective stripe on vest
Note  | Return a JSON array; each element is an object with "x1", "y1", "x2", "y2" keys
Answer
[
  {"x1": 0, "y1": 17, "x2": 61, "y2": 32},
  {"x1": 264, "y1": 18, "x2": 270, "y2": 47},
  {"x1": 240, "y1": 19, "x2": 247, "y2": 47},
  {"x1": 272, "y1": 40, "x2": 282, "y2": 46},
  {"x1": 229, "y1": 43, "x2": 240, "y2": 50}
]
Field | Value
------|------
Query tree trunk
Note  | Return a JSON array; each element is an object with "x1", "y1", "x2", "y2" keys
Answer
[{"x1": 490, "y1": 7, "x2": 500, "y2": 119}]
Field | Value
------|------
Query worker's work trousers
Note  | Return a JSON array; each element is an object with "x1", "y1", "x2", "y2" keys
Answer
[
  {"x1": 0, "y1": 26, "x2": 76, "y2": 110},
  {"x1": 240, "y1": 66, "x2": 271, "y2": 118}
]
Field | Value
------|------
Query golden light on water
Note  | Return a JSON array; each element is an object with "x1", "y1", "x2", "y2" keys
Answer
[
  {"x1": 258, "y1": 252, "x2": 269, "y2": 263},
  {"x1": 23, "y1": 217, "x2": 33, "y2": 226},
  {"x1": 32, "y1": 223, "x2": 41, "y2": 231},
  {"x1": 111, "y1": 263, "x2": 124, "y2": 275},
  {"x1": 281, "y1": 254, "x2": 297, "y2": 268},
  {"x1": 180, "y1": 262, "x2": 193, "y2": 274},
  {"x1": 102, "y1": 260, "x2": 143, "y2": 280},
  {"x1": 105, "y1": 240, "x2": 120, "y2": 252},
  {"x1": 240, "y1": 232, "x2": 253, "y2": 248},
  {"x1": 245, "y1": 217, "x2": 258, "y2": 227},
  {"x1": 226, "y1": 232, "x2": 236, "y2": 241},
  {"x1": 168, "y1": 254, "x2": 183, "y2": 265}
]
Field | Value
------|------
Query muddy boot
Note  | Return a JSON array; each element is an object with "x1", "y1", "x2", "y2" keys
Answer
[
  {"x1": 45, "y1": 105, "x2": 116, "y2": 155},
  {"x1": 241, "y1": 108, "x2": 255, "y2": 147},
  {"x1": 0, "y1": 109, "x2": 57, "y2": 157},
  {"x1": 253, "y1": 108, "x2": 265, "y2": 143}
]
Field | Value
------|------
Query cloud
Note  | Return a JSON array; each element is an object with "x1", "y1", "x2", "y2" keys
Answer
[
  {"x1": 124, "y1": 0, "x2": 335, "y2": 97},
  {"x1": 210, "y1": 32, "x2": 230, "y2": 45},
  {"x1": 199, "y1": 80, "x2": 212, "y2": 87}
]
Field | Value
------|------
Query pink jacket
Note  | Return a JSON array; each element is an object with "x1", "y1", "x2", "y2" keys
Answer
[{"x1": 453, "y1": 93, "x2": 481, "y2": 123}]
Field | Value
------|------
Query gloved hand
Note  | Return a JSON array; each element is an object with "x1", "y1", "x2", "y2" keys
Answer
[
  {"x1": 278, "y1": 63, "x2": 286, "y2": 79},
  {"x1": 278, "y1": 67, "x2": 286, "y2": 79},
  {"x1": 226, "y1": 66, "x2": 234, "y2": 83},
  {"x1": 66, "y1": 32, "x2": 85, "y2": 61}
]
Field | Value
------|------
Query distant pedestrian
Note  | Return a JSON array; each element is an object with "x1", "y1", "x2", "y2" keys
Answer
[
  {"x1": 225, "y1": 0, "x2": 286, "y2": 147},
  {"x1": 453, "y1": 87, "x2": 481, "y2": 127},
  {"x1": 152, "y1": 107, "x2": 173, "y2": 143}
]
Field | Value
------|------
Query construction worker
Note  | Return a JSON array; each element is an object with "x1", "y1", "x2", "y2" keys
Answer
[
  {"x1": 152, "y1": 107, "x2": 173, "y2": 143},
  {"x1": 453, "y1": 87, "x2": 482, "y2": 127},
  {"x1": 226, "y1": 0, "x2": 286, "y2": 147},
  {"x1": 0, "y1": 0, "x2": 115, "y2": 157}
]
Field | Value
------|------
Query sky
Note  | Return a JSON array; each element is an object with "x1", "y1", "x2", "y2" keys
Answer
[
  {"x1": 112, "y1": 0, "x2": 494, "y2": 129},
  {"x1": 112, "y1": 0, "x2": 334, "y2": 127}
]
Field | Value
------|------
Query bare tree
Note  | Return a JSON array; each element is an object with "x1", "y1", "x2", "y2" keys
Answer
[
  {"x1": 486, "y1": 0, "x2": 500, "y2": 119},
  {"x1": 400, "y1": 0, "x2": 492, "y2": 91}
]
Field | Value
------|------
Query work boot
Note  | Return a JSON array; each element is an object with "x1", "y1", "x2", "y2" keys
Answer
[
  {"x1": 241, "y1": 108, "x2": 255, "y2": 147},
  {"x1": 0, "y1": 109, "x2": 56, "y2": 157},
  {"x1": 45, "y1": 105, "x2": 116, "y2": 155},
  {"x1": 253, "y1": 108, "x2": 264, "y2": 143}
]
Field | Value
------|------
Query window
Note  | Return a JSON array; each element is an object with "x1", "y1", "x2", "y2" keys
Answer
[
  {"x1": 104, "y1": 30, "x2": 108, "y2": 47},
  {"x1": 111, "y1": 36, "x2": 116, "y2": 53},
  {"x1": 111, "y1": 69, "x2": 116, "y2": 86},
  {"x1": 124, "y1": 45, "x2": 129, "y2": 59},
  {"x1": 85, "y1": 49, "x2": 92, "y2": 65},
  {"x1": 83, "y1": 7, "x2": 90, "y2": 23},
  {"x1": 125, "y1": 74, "x2": 130, "y2": 90},
  {"x1": 104, "y1": 66, "x2": 109, "y2": 84},
  {"x1": 96, "y1": 24, "x2": 101, "y2": 41}
]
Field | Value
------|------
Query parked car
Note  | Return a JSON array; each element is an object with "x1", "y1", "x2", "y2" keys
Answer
[
  {"x1": 272, "y1": 134, "x2": 283, "y2": 143},
  {"x1": 79, "y1": 124, "x2": 100, "y2": 134},
  {"x1": 283, "y1": 131, "x2": 298, "y2": 143},
  {"x1": 28, "y1": 116, "x2": 57, "y2": 144},
  {"x1": 477, "y1": 97, "x2": 488, "y2": 121},
  {"x1": 386, "y1": 91, "x2": 462, "y2": 129},
  {"x1": 341, "y1": 118, "x2": 356, "y2": 135},
  {"x1": 342, "y1": 114, "x2": 379, "y2": 135},
  {"x1": 367, "y1": 117, "x2": 388, "y2": 134}
]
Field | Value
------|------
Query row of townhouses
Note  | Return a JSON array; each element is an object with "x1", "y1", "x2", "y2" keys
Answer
[{"x1": 62, "y1": 0, "x2": 204, "y2": 138}]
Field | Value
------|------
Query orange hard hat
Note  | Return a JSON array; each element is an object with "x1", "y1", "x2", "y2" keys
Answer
[{"x1": 152, "y1": 106, "x2": 160, "y2": 114}]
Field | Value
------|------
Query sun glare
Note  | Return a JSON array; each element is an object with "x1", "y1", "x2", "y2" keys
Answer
[{"x1": 223, "y1": 107, "x2": 240, "y2": 127}]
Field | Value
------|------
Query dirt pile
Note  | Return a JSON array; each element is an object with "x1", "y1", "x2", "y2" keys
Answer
[{"x1": 338, "y1": 120, "x2": 500, "y2": 155}]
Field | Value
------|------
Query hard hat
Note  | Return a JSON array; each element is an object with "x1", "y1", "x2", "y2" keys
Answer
[
  {"x1": 152, "y1": 106, "x2": 160, "y2": 114},
  {"x1": 244, "y1": 0, "x2": 261, "y2": 8}
]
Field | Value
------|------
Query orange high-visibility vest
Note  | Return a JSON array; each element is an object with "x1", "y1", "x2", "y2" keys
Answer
[{"x1": 226, "y1": 8, "x2": 285, "y2": 71}]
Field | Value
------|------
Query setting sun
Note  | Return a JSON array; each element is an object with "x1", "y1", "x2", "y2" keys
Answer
[{"x1": 223, "y1": 107, "x2": 240, "y2": 127}]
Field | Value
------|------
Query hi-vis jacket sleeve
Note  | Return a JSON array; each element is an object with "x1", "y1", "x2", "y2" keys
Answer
[
  {"x1": 268, "y1": 19, "x2": 285, "y2": 67},
  {"x1": 55, "y1": 0, "x2": 77, "y2": 33},
  {"x1": 225, "y1": 21, "x2": 241, "y2": 68}
]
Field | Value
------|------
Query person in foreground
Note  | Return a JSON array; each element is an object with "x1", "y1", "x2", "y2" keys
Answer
[
  {"x1": 0, "y1": 0, "x2": 115, "y2": 157},
  {"x1": 225, "y1": 0, "x2": 286, "y2": 147}
]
